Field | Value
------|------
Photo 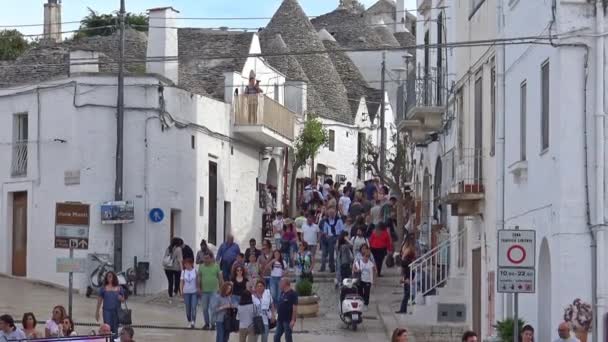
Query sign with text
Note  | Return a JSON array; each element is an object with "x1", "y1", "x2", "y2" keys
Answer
[
  {"x1": 55, "y1": 203, "x2": 90, "y2": 250},
  {"x1": 497, "y1": 229, "x2": 536, "y2": 294},
  {"x1": 497, "y1": 267, "x2": 535, "y2": 293},
  {"x1": 56, "y1": 257, "x2": 87, "y2": 273},
  {"x1": 101, "y1": 201, "x2": 134, "y2": 224},
  {"x1": 497, "y1": 229, "x2": 535, "y2": 268}
]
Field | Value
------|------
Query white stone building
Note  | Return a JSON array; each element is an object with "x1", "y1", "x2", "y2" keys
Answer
[{"x1": 0, "y1": 6, "x2": 298, "y2": 294}]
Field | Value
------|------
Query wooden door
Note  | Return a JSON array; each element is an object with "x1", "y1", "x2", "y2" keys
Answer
[
  {"x1": 12, "y1": 192, "x2": 27, "y2": 276},
  {"x1": 208, "y1": 162, "x2": 218, "y2": 245},
  {"x1": 472, "y1": 248, "x2": 482, "y2": 336}
]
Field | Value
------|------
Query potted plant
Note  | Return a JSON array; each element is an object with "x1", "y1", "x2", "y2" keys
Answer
[
  {"x1": 564, "y1": 299, "x2": 593, "y2": 342},
  {"x1": 495, "y1": 318, "x2": 526, "y2": 342},
  {"x1": 295, "y1": 279, "x2": 319, "y2": 317}
]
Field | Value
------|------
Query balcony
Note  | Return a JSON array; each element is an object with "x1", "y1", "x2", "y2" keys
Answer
[
  {"x1": 398, "y1": 68, "x2": 446, "y2": 143},
  {"x1": 442, "y1": 148, "x2": 484, "y2": 216},
  {"x1": 11, "y1": 141, "x2": 27, "y2": 177},
  {"x1": 234, "y1": 94, "x2": 295, "y2": 147}
]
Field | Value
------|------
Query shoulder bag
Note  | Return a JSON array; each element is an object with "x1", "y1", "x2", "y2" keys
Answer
[
  {"x1": 223, "y1": 307, "x2": 239, "y2": 333},
  {"x1": 252, "y1": 303, "x2": 265, "y2": 335},
  {"x1": 118, "y1": 301, "x2": 132, "y2": 326}
]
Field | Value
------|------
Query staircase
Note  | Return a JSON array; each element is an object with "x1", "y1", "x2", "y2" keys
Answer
[{"x1": 406, "y1": 227, "x2": 468, "y2": 326}]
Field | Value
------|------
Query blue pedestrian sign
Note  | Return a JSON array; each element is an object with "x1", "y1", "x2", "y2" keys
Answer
[{"x1": 149, "y1": 208, "x2": 164, "y2": 223}]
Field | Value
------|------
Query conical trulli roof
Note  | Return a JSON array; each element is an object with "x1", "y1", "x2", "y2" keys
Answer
[{"x1": 264, "y1": 0, "x2": 353, "y2": 124}]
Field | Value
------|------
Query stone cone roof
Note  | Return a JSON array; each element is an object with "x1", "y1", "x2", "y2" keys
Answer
[
  {"x1": 264, "y1": 0, "x2": 353, "y2": 124},
  {"x1": 259, "y1": 33, "x2": 308, "y2": 82}
]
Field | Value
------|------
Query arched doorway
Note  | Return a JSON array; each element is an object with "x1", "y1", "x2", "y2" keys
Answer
[
  {"x1": 266, "y1": 159, "x2": 279, "y2": 212},
  {"x1": 538, "y1": 238, "x2": 552, "y2": 342}
]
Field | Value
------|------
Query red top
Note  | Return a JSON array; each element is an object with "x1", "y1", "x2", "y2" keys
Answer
[{"x1": 369, "y1": 229, "x2": 393, "y2": 252}]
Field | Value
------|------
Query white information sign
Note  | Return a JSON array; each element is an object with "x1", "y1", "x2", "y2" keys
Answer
[
  {"x1": 497, "y1": 230, "x2": 535, "y2": 268},
  {"x1": 497, "y1": 267, "x2": 535, "y2": 293},
  {"x1": 56, "y1": 257, "x2": 87, "y2": 273}
]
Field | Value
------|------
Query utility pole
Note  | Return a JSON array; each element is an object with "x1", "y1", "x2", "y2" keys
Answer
[
  {"x1": 114, "y1": 0, "x2": 126, "y2": 271},
  {"x1": 379, "y1": 52, "x2": 387, "y2": 176}
]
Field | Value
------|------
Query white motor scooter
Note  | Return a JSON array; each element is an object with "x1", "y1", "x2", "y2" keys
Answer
[{"x1": 339, "y1": 278, "x2": 365, "y2": 331}]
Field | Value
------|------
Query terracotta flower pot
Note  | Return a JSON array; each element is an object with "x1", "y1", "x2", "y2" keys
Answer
[{"x1": 297, "y1": 295, "x2": 320, "y2": 318}]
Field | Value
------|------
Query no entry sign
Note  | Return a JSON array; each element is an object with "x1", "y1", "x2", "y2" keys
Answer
[{"x1": 498, "y1": 230, "x2": 535, "y2": 268}]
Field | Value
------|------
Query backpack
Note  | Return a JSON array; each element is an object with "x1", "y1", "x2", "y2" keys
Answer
[{"x1": 162, "y1": 248, "x2": 174, "y2": 268}]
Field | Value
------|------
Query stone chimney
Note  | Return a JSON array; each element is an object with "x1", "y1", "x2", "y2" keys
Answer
[
  {"x1": 43, "y1": 0, "x2": 62, "y2": 42},
  {"x1": 396, "y1": 0, "x2": 408, "y2": 33},
  {"x1": 146, "y1": 7, "x2": 180, "y2": 83}
]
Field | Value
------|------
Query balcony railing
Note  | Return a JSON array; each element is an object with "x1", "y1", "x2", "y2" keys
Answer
[
  {"x1": 405, "y1": 66, "x2": 447, "y2": 118},
  {"x1": 442, "y1": 148, "x2": 484, "y2": 197},
  {"x1": 234, "y1": 94, "x2": 295, "y2": 141},
  {"x1": 11, "y1": 141, "x2": 27, "y2": 177}
]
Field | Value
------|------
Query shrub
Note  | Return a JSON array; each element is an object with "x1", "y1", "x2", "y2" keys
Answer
[
  {"x1": 295, "y1": 279, "x2": 313, "y2": 296},
  {"x1": 495, "y1": 318, "x2": 526, "y2": 342}
]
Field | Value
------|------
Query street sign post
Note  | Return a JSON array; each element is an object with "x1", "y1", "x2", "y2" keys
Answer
[
  {"x1": 55, "y1": 202, "x2": 90, "y2": 317},
  {"x1": 497, "y1": 228, "x2": 536, "y2": 342}
]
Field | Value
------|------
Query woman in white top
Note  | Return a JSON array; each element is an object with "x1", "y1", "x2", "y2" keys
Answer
[
  {"x1": 236, "y1": 290, "x2": 256, "y2": 342},
  {"x1": 265, "y1": 250, "x2": 287, "y2": 304},
  {"x1": 252, "y1": 280, "x2": 275, "y2": 342},
  {"x1": 351, "y1": 227, "x2": 370, "y2": 261},
  {"x1": 180, "y1": 259, "x2": 199, "y2": 328},
  {"x1": 352, "y1": 249, "x2": 376, "y2": 307},
  {"x1": 45, "y1": 305, "x2": 66, "y2": 337}
]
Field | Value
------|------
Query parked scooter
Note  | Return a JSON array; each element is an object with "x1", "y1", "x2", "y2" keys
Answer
[
  {"x1": 86, "y1": 254, "x2": 131, "y2": 298},
  {"x1": 339, "y1": 278, "x2": 364, "y2": 331}
]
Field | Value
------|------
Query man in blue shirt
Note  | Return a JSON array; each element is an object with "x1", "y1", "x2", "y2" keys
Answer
[
  {"x1": 274, "y1": 278, "x2": 298, "y2": 342},
  {"x1": 216, "y1": 234, "x2": 241, "y2": 281},
  {"x1": 319, "y1": 208, "x2": 344, "y2": 273}
]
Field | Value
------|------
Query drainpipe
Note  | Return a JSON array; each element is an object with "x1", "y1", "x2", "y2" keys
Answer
[
  {"x1": 593, "y1": 1, "x2": 606, "y2": 341},
  {"x1": 496, "y1": 0, "x2": 508, "y2": 322}
]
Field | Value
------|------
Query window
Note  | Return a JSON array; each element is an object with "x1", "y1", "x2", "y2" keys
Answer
[
  {"x1": 474, "y1": 76, "x2": 483, "y2": 181},
  {"x1": 191, "y1": 135, "x2": 196, "y2": 149},
  {"x1": 328, "y1": 129, "x2": 335, "y2": 151},
  {"x1": 541, "y1": 61, "x2": 550, "y2": 151},
  {"x1": 437, "y1": 13, "x2": 444, "y2": 106},
  {"x1": 12, "y1": 113, "x2": 28, "y2": 177},
  {"x1": 520, "y1": 81, "x2": 527, "y2": 161},
  {"x1": 357, "y1": 132, "x2": 366, "y2": 179},
  {"x1": 457, "y1": 90, "x2": 464, "y2": 159},
  {"x1": 199, "y1": 197, "x2": 204, "y2": 216},
  {"x1": 490, "y1": 65, "x2": 496, "y2": 156},
  {"x1": 274, "y1": 84, "x2": 279, "y2": 101}
]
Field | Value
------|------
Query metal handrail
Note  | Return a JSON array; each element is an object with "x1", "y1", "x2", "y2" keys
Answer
[
  {"x1": 11, "y1": 140, "x2": 27, "y2": 177},
  {"x1": 409, "y1": 226, "x2": 466, "y2": 303},
  {"x1": 234, "y1": 94, "x2": 295, "y2": 140},
  {"x1": 442, "y1": 147, "x2": 484, "y2": 196}
]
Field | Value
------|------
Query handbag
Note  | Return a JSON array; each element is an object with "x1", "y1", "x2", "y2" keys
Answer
[
  {"x1": 118, "y1": 301, "x2": 132, "y2": 326},
  {"x1": 223, "y1": 307, "x2": 239, "y2": 333},
  {"x1": 385, "y1": 253, "x2": 395, "y2": 268},
  {"x1": 252, "y1": 305, "x2": 265, "y2": 335},
  {"x1": 162, "y1": 248, "x2": 174, "y2": 268},
  {"x1": 268, "y1": 318, "x2": 277, "y2": 330}
]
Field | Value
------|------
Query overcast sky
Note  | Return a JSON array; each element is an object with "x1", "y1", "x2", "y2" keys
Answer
[{"x1": 2, "y1": 0, "x2": 417, "y2": 37}]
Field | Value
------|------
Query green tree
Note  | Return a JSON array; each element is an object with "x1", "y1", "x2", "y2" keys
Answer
[
  {"x1": 0, "y1": 30, "x2": 30, "y2": 60},
  {"x1": 75, "y1": 8, "x2": 148, "y2": 38},
  {"x1": 362, "y1": 132, "x2": 415, "y2": 247},
  {"x1": 289, "y1": 116, "x2": 329, "y2": 215}
]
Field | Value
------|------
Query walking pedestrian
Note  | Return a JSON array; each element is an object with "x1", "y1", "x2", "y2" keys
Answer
[
  {"x1": 396, "y1": 238, "x2": 416, "y2": 314},
  {"x1": 0, "y1": 315, "x2": 26, "y2": 341},
  {"x1": 353, "y1": 248, "x2": 376, "y2": 308},
  {"x1": 95, "y1": 272, "x2": 125, "y2": 337},
  {"x1": 369, "y1": 222, "x2": 393, "y2": 277},
  {"x1": 246, "y1": 253, "x2": 261, "y2": 290},
  {"x1": 266, "y1": 250, "x2": 287, "y2": 304},
  {"x1": 320, "y1": 208, "x2": 344, "y2": 273},
  {"x1": 61, "y1": 316, "x2": 77, "y2": 336},
  {"x1": 259, "y1": 240, "x2": 274, "y2": 288},
  {"x1": 253, "y1": 280, "x2": 275, "y2": 342},
  {"x1": 232, "y1": 266, "x2": 248, "y2": 304},
  {"x1": 217, "y1": 234, "x2": 241, "y2": 281},
  {"x1": 245, "y1": 239, "x2": 262, "y2": 261},
  {"x1": 391, "y1": 328, "x2": 408, "y2": 342},
  {"x1": 301, "y1": 211, "x2": 320, "y2": 261},
  {"x1": 199, "y1": 251, "x2": 223, "y2": 331},
  {"x1": 294, "y1": 241, "x2": 313, "y2": 283},
  {"x1": 351, "y1": 227, "x2": 369, "y2": 261},
  {"x1": 215, "y1": 282, "x2": 236, "y2": 342},
  {"x1": 237, "y1": 290, "x2": 257, "y2": 342},
  {"x1": 336, "y1": 232, "x2": 354, "y2": 285},
  {"x1": 181, "y1": 259, "x2": 199, "y2": 328},
  {"x1": 163, "y1": 237, "x2": 183, "y2": 298},
  {"x1": 182, "y1": 240, "x2": 195, "y2": 267},
  {"x1": 196, "y1": 239, "x2": 212, "y2": 264},
  {"x1": 272, "y1": 212, "x2": 285, "y2": 250},
  {"x1": 339, "y1": 189, "x2": 352, "y2": 219},
  {"x1": 231, "y1": 253, "x2": 246, "y2": 276},
  {"x1": 273, "y1": 278, "x2": 298, "y2": 342},
  {"x1": 281, "y1": 223, "x2": 297, "y2": 268},
  {"x1": 21, "y1": 312, "x2": 41, "y2": 339},
  {"x1": 521, "y1": 324, "x2": 534, "y2": 342},
  {"x1": 554, "y1": 322, "x2": 580, "y2": 342},
  {"x1": 462, "y1": 331, "x2": 478, "y2": 342}
]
